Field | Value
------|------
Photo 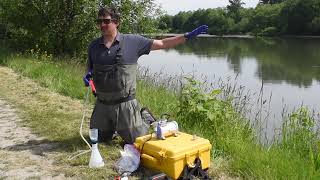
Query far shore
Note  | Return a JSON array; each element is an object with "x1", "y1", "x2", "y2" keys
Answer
[
  {"x1": 143, "y1": 33, "x2": 320, "y2": 39},
  {"x1": 144, "y1": 33, "x2": 254, "y2": 38}
]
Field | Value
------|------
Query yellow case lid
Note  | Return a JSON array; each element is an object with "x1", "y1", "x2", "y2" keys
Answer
[{"x1": 135, "y1": 132, "x2": 211, "y2": 160}]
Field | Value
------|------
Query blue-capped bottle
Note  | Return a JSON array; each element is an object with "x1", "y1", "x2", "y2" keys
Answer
[
  {"x1": 89, "y1": 128, "x2": 104, "y2": 168},
  {"x1": 89, "y1": 128, "x2": 98, "y2": 144}
]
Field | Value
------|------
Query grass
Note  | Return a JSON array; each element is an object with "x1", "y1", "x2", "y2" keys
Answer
[
  {"x1": 0, "y1": 50, "x2": 179, "y2": 179},
  {"x1": 1, "y1": 48, "x2": 320, "y2": 179}
]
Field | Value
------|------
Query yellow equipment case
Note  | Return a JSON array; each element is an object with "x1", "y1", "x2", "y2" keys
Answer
[{"x1": 134, "y1": 132, "x2": 212, "y2": 179}]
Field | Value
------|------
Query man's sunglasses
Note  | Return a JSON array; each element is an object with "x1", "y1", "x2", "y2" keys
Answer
[{"x1": 95, "y1": 18, "x2": 115, "y2": 24}]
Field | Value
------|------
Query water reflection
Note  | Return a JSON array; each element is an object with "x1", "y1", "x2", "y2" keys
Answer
[
  {"x1": 171, "y1": 38, "x2": 320, "y2": 87},
  {"x1": 139, "y1": 37, "x2": 320, "y2": 138}
]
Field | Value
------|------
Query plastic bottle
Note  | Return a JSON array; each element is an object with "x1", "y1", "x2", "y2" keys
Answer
[
  {"x1": 88, "y1": 128, "x2": 104, "y2": 168},
  {"x1": 89, "y1": 143, "x2": 105, "y2": 168}
]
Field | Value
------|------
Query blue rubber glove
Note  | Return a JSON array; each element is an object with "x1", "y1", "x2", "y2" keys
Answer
[
  {"x1": 184, "y1": 25, "x2": 209, "y2": 40},
  {"x1": 83, "y1": 71, "x2": 92, "y2": 87}
]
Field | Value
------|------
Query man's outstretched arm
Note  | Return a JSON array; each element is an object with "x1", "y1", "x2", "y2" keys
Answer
[
  {"x1": 151, "y1": 25, "x2": 208, "y2": 51},
  {"x1": 151, "y1": 35, "x2": 186, "y2": 50}
]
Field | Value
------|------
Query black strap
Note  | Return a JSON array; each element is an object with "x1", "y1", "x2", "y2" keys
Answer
[
  {"x1": 115, "y1": 35, "x2": 124, "y2": 65},
  {"x1": 98, "y1": 95, "x2": 135, "y2": 105},
  {"x1": 140, "y1": 107, "x2": 157, "y2": 124},
  {"x1": 181, "y1": 158, "x2": 211, "y2": 180}
]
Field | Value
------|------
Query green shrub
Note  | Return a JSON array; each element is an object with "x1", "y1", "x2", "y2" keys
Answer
[{"x1": 176, "y1": 77, "x2": 254, "y2": 153}]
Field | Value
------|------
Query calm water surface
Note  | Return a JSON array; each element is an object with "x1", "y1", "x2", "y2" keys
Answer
[{"x1": 139, "y1": 38, "x2": 320, "y2": 138}]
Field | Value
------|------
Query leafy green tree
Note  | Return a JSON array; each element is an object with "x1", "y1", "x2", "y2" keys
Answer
[
  {"x1": 310, "y1": 16, "x2": 320, "y2": 34},
  {"x1": 158, "y1": 14, "x2": 173, "y2": 31},
  {"x1": 203, "y1": 8, "x2": 229, "y2": 35},
  {"x1": 110, "y1": 0, "x2": 163, "y2": 33},
  {"x1": 0, "y1": 3, "x2": 6, "y2": 41},
  {"x1": 183, "y1": 9, "x2": 207, "y2": 31},
  {"x1": 172, "y1": 11, "x2": 193, "y2": 33},
  {"x1": 280, "y1": 0, "x2": 320, "y2": 35},
  {"x1": 250, "y1": 3, "x2": 283, "y2": 35},
  {"x1": 0, "y1": 0, "x2": 98, "y2": 55},
  {"x1": 227, "y1": 0, "x2": 245, "y2": 23},
  {"x1": 236, "y1": 8, "x2": 254, "y2": 33},
  {"x1": 0, "y1": 0, "x2": 162, "y2": 55}
]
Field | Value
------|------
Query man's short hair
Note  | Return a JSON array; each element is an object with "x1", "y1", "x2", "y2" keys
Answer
[{"x1": 98, "y1": 7, "x2": 121, "y2": 23}]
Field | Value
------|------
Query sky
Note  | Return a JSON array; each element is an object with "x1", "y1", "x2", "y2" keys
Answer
[{"x1": 155, "y1": 0, "x2": 259, "y2": 15}]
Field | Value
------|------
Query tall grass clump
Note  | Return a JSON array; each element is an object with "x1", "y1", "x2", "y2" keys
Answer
[{"x1": 280, "y1": 108, "x2": 320, "y2": 174}]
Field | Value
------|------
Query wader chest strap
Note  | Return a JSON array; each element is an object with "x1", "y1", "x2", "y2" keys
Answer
[{"x1": 115, "y1": 36, "x2": 124, "y2": 64}]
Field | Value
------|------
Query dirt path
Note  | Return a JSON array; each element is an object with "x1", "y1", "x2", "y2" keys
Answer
[
  {"x1": 0, "y1": 98, "x2": 69, "y2": 179},
  {"x1": 0, "y1": 65, "x2": 121, "y2": 179}
]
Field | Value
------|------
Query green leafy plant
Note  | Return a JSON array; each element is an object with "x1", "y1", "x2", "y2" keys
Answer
[{"x1": 177, "y1": 77, "x2": 254, "y2": 153}]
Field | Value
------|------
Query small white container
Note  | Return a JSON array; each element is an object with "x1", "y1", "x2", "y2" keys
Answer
[
  {"x1": 156, "y1": 120, "x2": 179, "y2": 139},
  {"x1": 89, "y1": 144, "x2": 105, "y2": 168}
]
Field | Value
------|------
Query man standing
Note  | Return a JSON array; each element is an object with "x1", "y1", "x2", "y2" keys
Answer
[{"x1": 83, "y1": 7, "x2": 208, "y2": 144}]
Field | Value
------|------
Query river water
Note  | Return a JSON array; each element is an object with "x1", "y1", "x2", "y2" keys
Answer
[{"x1": 139, "y1": 37, "x2": 320, "y2": 138}]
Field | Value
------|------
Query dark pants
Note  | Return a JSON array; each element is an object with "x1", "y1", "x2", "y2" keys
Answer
[{"x1": 90, "y1": 99, "x2": 149, "y2": 144}]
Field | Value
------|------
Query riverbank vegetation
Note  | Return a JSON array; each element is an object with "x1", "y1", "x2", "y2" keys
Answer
[{"x1": 159, "y1": 0, "x2": 320, "y2": 36}]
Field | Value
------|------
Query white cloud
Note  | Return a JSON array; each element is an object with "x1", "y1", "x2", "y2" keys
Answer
[{"x1": 155, "y1": 0, "x2": 259, "y2": 15}]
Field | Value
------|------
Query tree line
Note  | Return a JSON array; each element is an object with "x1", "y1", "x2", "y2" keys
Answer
[
  {"x1": 1, "y1": 0, "x2": 320, "y2": 56},
  {"x1": 0, "y1": 0, "x2": 162, "y2": 56},
  {"x1": 158, "y1": 0, "x2": 320, "y2": 36}
]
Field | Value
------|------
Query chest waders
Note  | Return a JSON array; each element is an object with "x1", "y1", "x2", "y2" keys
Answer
[{"x1": 90, "y1": 36, "x2": 149, "y2": 144}]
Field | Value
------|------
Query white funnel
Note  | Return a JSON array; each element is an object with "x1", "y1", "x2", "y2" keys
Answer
[{"x1": 89, "y1": 143, "x2": 105, "y2": 168}]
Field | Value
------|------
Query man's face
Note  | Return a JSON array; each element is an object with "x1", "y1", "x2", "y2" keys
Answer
[{"x1": 96, "y1": 15, "x2": 118, "y2": 36}]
